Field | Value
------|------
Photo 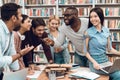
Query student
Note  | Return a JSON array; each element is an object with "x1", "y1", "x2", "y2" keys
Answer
[
  {"x1": 14, "y1": 14, "x2": 32, "y2": 69},
  {"x1": 21, "y1": 18, "x2": 53, "y2": 67},
  {"x1": 0, "y1": 3, "x2": 34, "y2": 79},
  {"x1": 84, "y1": 7, "x2": 120, "y2": 80},
  {"x1": 47, "y1": 15, "x2": 70, "y2": 64},
  {"x1": 44, "y1": 6, "x2": 89, "y2": 67}
]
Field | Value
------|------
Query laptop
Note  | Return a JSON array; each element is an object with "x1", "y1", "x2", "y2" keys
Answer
[
  {"x1": 100, "y1": 59, "x2": 120, "y2": 74},
  {"x1": 3, "y1": 68, "x2": 28, "y2": 80}
]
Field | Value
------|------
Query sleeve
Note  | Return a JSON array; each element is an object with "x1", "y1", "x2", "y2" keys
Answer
[
  {"x1": 42, "y1": 33, "x2": 53, "y2": 61},
  {"x1": 83, "y1": 30, "x2": 90, "y2": 54},
  {"x1": 54, "y1": 25, "x2": 66, "y2": 47},
  {"x1": 9, "y1": 34, "x2": 19, "y2": 70},
  {"x1": 0, "y1": 35, "x2": 12, "y2": 69},
  {"x1": 60, "y1": 37, "x2": 69, "y2": 50}
]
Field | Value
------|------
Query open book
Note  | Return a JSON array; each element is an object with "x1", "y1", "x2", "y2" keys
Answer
[{"x1": 70, "y1": 69, "x2": 100, "y2": 80}]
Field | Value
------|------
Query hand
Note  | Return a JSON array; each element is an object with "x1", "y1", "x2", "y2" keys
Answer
[
  {"x1": 93, "y1": 62, "x2": 100, "y2": 70},
  {"x1": 54, "y1": 47, "x2": 62, "y2": 53},
  {"x1": 43, "y1": 38, "x2": 54, "y2": 46},
  {"x1": 49, "y1": 60, "x2": 53, "y2": 64},
  {"x1": 20, "y1": 44, "x2": 34, "y2": 56},
  {"x1": 26, "y1": 77, "x2": 31, "y2": 80}
]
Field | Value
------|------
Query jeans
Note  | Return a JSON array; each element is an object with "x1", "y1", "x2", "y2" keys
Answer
[
  {"x1": 109, "y1": 71, "x2": 120, "y2": 80},
  {"x1": 54, "y1": 51, "x2": 65, "y2": 64},
  {"x1": 74, "y1": 52, "x2": 88, "y2": 67}
]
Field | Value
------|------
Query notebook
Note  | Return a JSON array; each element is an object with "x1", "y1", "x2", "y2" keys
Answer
[
  {"x1": 70, "y1": 69, "x2": 100, "y2": 80},
  {"x1": 100, "y1": 59, "x2": 120, "y2": 74},
  {"x1": 3, "y1": 68, "x2": 28, "y2": 80}
]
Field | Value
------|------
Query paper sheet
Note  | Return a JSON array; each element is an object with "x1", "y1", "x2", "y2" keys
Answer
[{"x1": 27, "y1": 65, "x2": 46, "y2": 79}]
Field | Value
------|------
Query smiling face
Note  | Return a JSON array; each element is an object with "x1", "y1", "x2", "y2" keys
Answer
[
  {"x1": 21, "y1": 17, "x2": 32, "y2": 32},
  {"x1": 32, "y1": 26, "x2": 45, "y2": 38},
  {"x1": 49, "y1": 19, "x2": 59, "y2": 31},
  {"x1": 90, "y1": 11, "x2": 101, "y2": 27},
  {"x1": 63, "y1": 9, "x2": 77, "y2": 26}
]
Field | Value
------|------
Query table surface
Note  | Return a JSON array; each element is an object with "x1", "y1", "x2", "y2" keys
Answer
[{"x1": 37, "y1": 67, "x2": 109, "y2": 80}]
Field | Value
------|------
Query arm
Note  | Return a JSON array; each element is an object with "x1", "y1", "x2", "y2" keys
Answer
[
  {"x1": 107, "y1": 37, "x2": 120, "y2": 56},
  {"x1": 42, "y1": 32, "x2": 53, "y2": 63},
  {"x1": 43, "y1": 26, "x2": 66, "y2": 47},
  {"x1": 60, "y1": 38, "x2": 69, "y2": 50}
]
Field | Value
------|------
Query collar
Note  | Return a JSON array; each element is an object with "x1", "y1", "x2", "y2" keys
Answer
[
  {"x1": 0, "y1": 20, "x2": 10, "y2": 34},
  {"x1": 92, "y1": 26, "x2": 105, "y2": 34},
  {"x1": 17, "y1": 31, "x2": 25, "y2": 40}
]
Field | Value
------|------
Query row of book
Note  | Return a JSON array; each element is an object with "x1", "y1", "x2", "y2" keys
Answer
[
  {"x1": 25, "y1": 0, "x2": 56, "y2": 5},
  {"x1": 111, "y1": 32, "x2": 120, "y2": 42},
  {"x1": 95, "y1": 0, "x2": 120, "y2": 3},
  {"x1": 59, "y1": 0, "x2": 93, "y2": 4},
  {"x1": 102, "y1": 7, "x2": 120, "y2": 16},
  {"x1": 25, "y1": 8, "x2": 55, "y2": 17},
  {"x1": 104, "y1": 20, "x2": 120, "y2": 29},
  {"x1": 58, "y1": 7, "x2": 120, "y2": 17},
  {"x1": 1, "y1": 0, "x2": 23, "y2": 6},
  {"x1": 58, "y1": 7, "x2": 91, "y2": 17},
  {"x1": 112, "y1": 43, "x2": 120, "y2": 51}
]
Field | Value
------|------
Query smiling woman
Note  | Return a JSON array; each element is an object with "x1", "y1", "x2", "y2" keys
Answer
[
  {"x1": 14, "y1": 14, "x2": 32, "y2": 70},
  {"x1": 84, "y1": 7, "x2": 120, "y2": 80},
  {"x1": 47, "y1": 15, "x2": 70, "y2": 64}
]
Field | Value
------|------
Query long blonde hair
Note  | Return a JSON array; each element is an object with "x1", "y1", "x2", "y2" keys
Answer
[{"x1": 48, "y1": 15, "x2": 60, "y2": 25}]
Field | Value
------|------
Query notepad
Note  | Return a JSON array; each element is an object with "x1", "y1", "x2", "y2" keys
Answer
[
  {"x1": 70, "y1": 70, "x2": 100, "y2": 80},
  {"x1": 27, "y1": 65, "x2": 46, "y2": 79}
]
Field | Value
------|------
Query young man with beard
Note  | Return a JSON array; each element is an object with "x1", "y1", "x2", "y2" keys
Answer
[
  {"x1": 21, "y1": 18, "x2": 53, "y2": 67},
  {"x1": 0, "y1": 3, "x2": 34, "y2": 79},
  {"x1": 44, "y1": 6, "x2": 89, "y2": 67}
]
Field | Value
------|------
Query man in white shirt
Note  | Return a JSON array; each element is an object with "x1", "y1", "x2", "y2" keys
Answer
[{"x1": 0, "y1": 3, "x2": 34, "y2": 79}]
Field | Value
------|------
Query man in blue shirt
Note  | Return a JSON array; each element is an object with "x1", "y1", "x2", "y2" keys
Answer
[{"x1": 0, "y1": 3, "x2": 34, "y2": 79}]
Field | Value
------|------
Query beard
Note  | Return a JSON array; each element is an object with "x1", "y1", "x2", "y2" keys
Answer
[
  {"x1": 64, "y1": 17, "x2": 76, "y2": 26},
  {"x1": 13, "y1": 25, "x2": 21, "y2": 31}
]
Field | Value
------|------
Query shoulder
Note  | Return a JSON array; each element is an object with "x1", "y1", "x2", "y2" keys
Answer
[
  {"x1": 86, "y1": 27, "x2": 95, "y2": 36},
  {"x1": 102, "y1": 27, "x2": 110, "y2": 32},
  {"x1": 59, "y1": 23, "x2": 67, "y2": 31}
]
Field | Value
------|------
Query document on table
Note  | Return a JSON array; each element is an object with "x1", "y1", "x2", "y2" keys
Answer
[
  {"x1": 27, "y1": 71, "x2": 43, "y2": 79},
  {"x1": 70, "y1": 68, "x2": 100, "y2": 80},
  {"x1": 27, "y1": 65, "x2": 46, "y2": 79}
]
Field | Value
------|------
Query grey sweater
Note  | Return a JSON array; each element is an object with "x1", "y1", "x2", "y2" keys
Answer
[{"x1": 54, "y1": 18, "x2": 89, "y2": 56}]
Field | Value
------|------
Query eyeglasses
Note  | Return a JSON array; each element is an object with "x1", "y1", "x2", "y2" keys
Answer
[{"x1": 63, "y1": 14, "x2": 73, "y2": 17}]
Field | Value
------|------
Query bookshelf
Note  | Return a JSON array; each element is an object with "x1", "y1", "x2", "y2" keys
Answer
[
  {"x1": 94, "y1": 0, "x2": 120, "y2": 50},
  {"x1": 1, "y1": 0, "x2": 120, "y2": 50},
  {"x1": 0, "y1": 0, "x2": 25, "y2": 14},
  {"x1": 57, "y1": 0, "x2": 120, "y2": 50}
]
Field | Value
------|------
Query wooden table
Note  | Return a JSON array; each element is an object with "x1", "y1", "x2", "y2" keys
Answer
[{"x1": 37, "y1": 68, "x2": 109, "y2": 80}]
